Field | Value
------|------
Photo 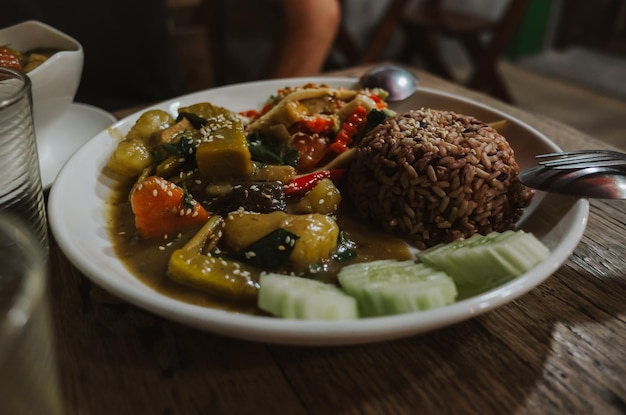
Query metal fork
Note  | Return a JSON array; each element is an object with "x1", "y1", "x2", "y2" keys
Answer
[
  {"x1": 535, "y1": 150, "x2": 626, "y2": 170},
  {"x1": 518, "y1": 150, "x2": 626, "y2": 199}
]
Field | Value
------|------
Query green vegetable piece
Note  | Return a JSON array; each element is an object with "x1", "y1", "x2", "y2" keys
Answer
[
  {"x1": 178, "y1": 112, "x2": 208, "y2": 129},
  {"x1": 239, "y1": 228, "x2": 300, "y2": 269},
  {"x1": 247, "y1": 132, "x2": 299, "y2": 167},
  {"x1": 333, "y1": 230, "x2": 357, "y2": 262}
]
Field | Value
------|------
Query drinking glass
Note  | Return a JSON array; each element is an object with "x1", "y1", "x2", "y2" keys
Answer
[
  {"x1": 0, "y1": 213, "x2": 62, "y2": 414},
  {"x1": 0, "y1": 67, "x2": 48, "y2": 250}
]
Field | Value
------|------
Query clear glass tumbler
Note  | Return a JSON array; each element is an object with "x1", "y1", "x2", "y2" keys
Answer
[
  {"x1": 0, "y1": 213, "x2": 62, "y2": 414},
  {"x1": 0, "y1": 67, "x2": 48, "y2": 250}
]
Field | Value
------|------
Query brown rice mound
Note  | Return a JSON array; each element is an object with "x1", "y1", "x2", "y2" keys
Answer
[{"x1": 347, "y1": 108, "x2": 534, "y2": 249}]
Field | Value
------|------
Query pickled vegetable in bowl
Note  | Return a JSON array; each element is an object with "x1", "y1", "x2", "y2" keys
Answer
[
  {"x1": 0, "y1": 46, "x2": 62, "y2": 73},
  {"x1": 0, "y1": 20, "x2": 83, "y2": 138}
]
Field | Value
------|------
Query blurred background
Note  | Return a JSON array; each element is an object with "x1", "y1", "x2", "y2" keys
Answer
[
  {"x1": 168, "y1": 0, "x2": 626, "y2": 150},
  {"x1": 2, "y1": 0, "x2": 624, "y2": 149}
]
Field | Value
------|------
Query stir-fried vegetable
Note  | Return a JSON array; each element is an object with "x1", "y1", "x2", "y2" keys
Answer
[
  {"x1": 284, "y1": 169, "x2": 346, "y2": 195},
  {"x1": 167, "y1": 216, "x2": 259, "y2": 300},
  {"x1": 246, "y1": 84, "x2": 393, "y2": 173},
  {"x1": 220, "y1": 211, "x2": 340, "y2": 273},
  {"x1": 294, "y1": 178, "x2": 342, "y2": 214},
  {"x1": 330, "y1": 105, "x2": 368, "y2": 154},
  {"x1": 130, "y1": 176, "x2": 210, "y2": 238},
  {"x1": 108, "y1": 83, "x2": 396, "y2": 305}
]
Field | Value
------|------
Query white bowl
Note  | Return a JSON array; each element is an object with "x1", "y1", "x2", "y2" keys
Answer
[{"x1": 0, "y1": 20, "x2": 83, "y2": 141}]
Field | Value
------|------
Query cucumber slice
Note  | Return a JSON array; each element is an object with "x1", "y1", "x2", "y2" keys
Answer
[
  {"x1": 417, "y1": 230, "x2": 550, "y2": 289},
  {"x1": 258, "y1": 273, "x2": 358, "y2": 320},
  {"x1": 338, "y1": 260, "x2": 457, "y2": 317}
]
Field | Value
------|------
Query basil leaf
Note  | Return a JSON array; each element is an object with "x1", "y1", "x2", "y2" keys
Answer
[
  {"x1": 333, "y1": 230, "x2": 357, "y2": 261},
  {"x1": 248, "y1": 139, "x2": 284, "y2": 164},
  {"x1": 239, "y1": 228, "x2": 300, "y2": 269},
  {"x1": 247, "y1": 133, "x2": 299, "y2": 168},
  {"x1": 178, "y1": 112, "x2": 208, "y2": 129}
]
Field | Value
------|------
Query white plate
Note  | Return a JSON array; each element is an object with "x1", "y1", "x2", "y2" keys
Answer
[
  {"x1": 38, "y1": 103, "x2": 116, "y2": 189},
  {"x1": 48, "y1": 78, "x2": 589, "y2": 345}
]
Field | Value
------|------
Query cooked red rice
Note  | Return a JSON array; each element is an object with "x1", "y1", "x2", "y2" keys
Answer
[{"x1": 347, "y1": 108, "x2": 533, "y2": 249}]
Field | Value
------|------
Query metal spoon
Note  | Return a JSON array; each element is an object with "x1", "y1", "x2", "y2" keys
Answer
[
  {"x1": 518, "y1": 165, "x2": 626, "y2": 199},
  {"x1": 359, "y1": 65, "x2": 419, "y2": 101}
]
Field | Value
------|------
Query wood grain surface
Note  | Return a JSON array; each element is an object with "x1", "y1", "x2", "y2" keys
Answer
[{"x1": 46, "y1": 65, "x2": 626, "y2": 415}]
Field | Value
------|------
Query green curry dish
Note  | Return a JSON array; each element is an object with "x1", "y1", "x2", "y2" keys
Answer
[{"x1": 239, "y1": 228, "x2": 300, "y2": 269}]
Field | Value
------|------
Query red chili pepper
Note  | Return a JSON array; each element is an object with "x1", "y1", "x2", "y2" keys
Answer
[
  {"x1": 301, "y1": 116, "x2": 335, "y2": 134},
  {"x1": 284, "y1": 169, "x2": 347, "y2": 195},
  {"x1": 239, "y1": 109, "x2": 260, "y2": 118},
  {"x1": 330, "y1": 105, "x2": 368, "y2": 154},
  {"x1": 367, "y1": 92, "x2": 388, "y2": 109},
  {"x1": 260, "y1": 101, "x2": 274, "y2": 115}
]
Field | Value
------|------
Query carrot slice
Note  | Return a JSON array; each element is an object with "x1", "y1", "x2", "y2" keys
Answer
[{"x1": 130, "y1": 176, "x2": 210, "y2": 238}]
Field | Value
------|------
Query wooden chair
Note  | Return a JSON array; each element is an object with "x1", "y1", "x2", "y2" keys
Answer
[{"x1": 357, "y1": 0, "x2": 531, "y2": 102}]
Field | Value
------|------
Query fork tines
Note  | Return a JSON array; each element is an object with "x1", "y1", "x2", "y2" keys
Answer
[{"x1": 535, "y1": 150, "x2": 626, "y2": 170}]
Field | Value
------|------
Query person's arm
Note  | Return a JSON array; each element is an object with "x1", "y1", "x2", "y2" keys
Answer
[{"x1": 268, "y1": 0, "x2": 341, "y2": 78}]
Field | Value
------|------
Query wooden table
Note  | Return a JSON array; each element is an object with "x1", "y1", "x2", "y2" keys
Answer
[{"x1": 47, "y1": 66, "x2": 626, "y2": 415}]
